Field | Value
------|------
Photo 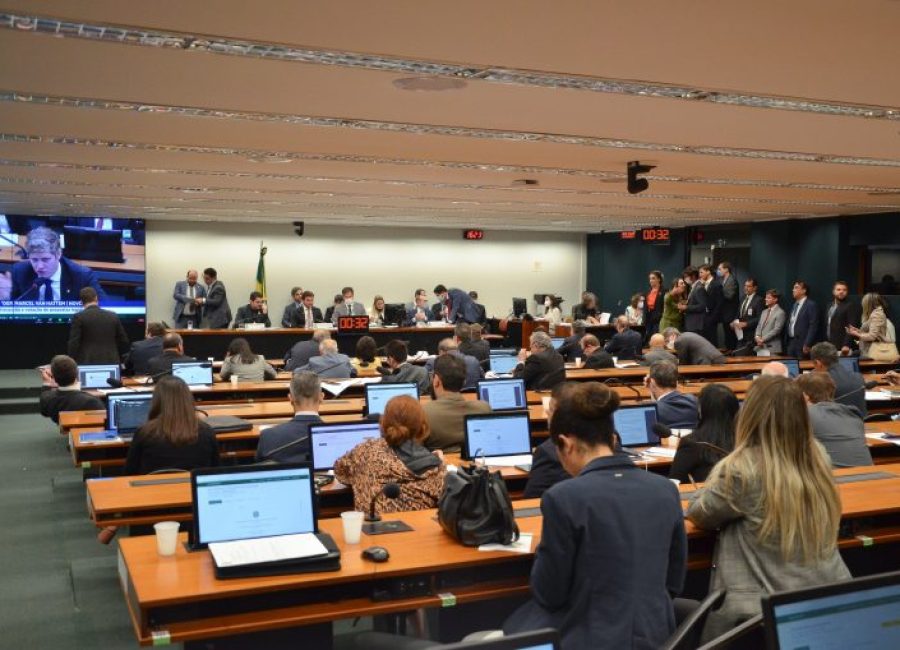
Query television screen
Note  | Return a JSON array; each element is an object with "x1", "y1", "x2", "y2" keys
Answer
[{"x1": 0, "y1": 215, "x2": 145, "y2": 323}]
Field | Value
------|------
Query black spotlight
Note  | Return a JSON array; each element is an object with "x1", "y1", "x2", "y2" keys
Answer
[
  {"x1": 292, "y1": 220, "x2": 305, "y2": 237},
  {"x1": 627, "y1": 161, "x2": 655, "y2": 194}
]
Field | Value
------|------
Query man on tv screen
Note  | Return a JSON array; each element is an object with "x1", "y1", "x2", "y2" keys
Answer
[{"x1": 0, "y1": 227, "x2": 104, "y2": 302}]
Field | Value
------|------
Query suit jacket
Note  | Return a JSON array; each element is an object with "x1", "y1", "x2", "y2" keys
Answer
[
  {"x1": 737, "y1": 292, "x2": 765, "y2": 333},
  {"x1": 445, "y1": 288, "x2": 482, "y2": 324},
  {"x1": 232, "y1": 305, "x2": 271, "y2": 328},
  {"x1": 39, "y1": 386, "x2": 104, "y2": 424},
  {"x1": 172, "y1": 280, "x2": 206, "y2": 322},
  {"x1": 381, "y1": 363, "x2": 431, "y2": 394},
  {"x1": 705, "y1": 278, "x2": 724, "y2": 328},
  {"x1": 674, "y1": 332, "x2": 726, "y2": 366},
  {"x1": 557, "y1": 333, "x2": 585, "y2": 362},
  {"x1": 684, "y1": 281, "x2": 708, "y2": 333},
  {"x1": 291, "y1": 306, "x2": 324, "y2": 328},
  {"x1": 284, "y1": 339, "x2": 321, "y2": 371},
  {"x1": 513, "y1": 349, "x2": 566, "y2": 390},
  {"x1": 425, "y1": 351, "x2": 484, "y2": 389},
  {"x1": 786, "y1": 298, "x2": 820, "y2": 349},
  {"x1": 472, "y1": 302, "x2": 488, "y2": 326},
  {"x1": 603, "y1": 329, "x2": 643, "y2": 360},
  {"x1": 720, "y1": 275, "x2": 740, "y2": 323},
  {"x1": 67, "y1": 304, "x2": 129, "y2": 364},
  {"x1": 808, "y1": 402, "x2": 872, "y2": 468},
  {"x1": 655, "y1": 391, "x2": 699, "y2": 429},
  {"x1": 10, "y1": 257, "x2": 104, "y2": 302},
  {"x1": 522, "y1": 439, "x2": 570, "y2": 498},
  {"x1": 422, "y1": 393, "x2": 492, "y2": 452},
  {"x1": 458, "y1": 339, "x2": 491, "y2": 363},
  {"x1": 330, "y1": 301, "x2": 366, "y2": 325},
  {"x1": 505, "y1": 455, "x2": 686, "y2": 649},
  {"x1": 281, "y1": 301, "x2": 302, "y2": 328},
  {"x1": 299, "y1": 353, "x2": 354, "y2": 379},
  {"x1": 146, "y1": 351, "x2": 197, "y2": 377},
  {"x1": 826, "y1": 299, "x2": 861, "y2": 350},
  {"x1": 404, "y1": 303, "x2": 433, "y2": 326},
  {"x1": 643, "y1": 288, "x2": 664, "y2": 337},
  {"x1": 584, "y1": 348, "x2": 615, "y2": 369},
  {"x1": 123, "y1": 337, "x2": 164, "y2": 376},
  {"x1": 828, "y1": 365, "x2": 867, "y2": 418},
  {"x1": 203, "y1": 280, "x2": 232, "y2": 329},
  {"x1": 754, "y1": 305, "x2": 786, "y2": 353},
  {"x1": 255, "y1": 414, "x2": 323, "y2": 464},
  {"x1": 642, "y1": 348, "x2": 678, "y2": 366}
]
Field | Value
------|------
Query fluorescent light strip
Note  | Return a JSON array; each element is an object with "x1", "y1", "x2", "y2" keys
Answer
[
  {"x1": 1, "y1": 13, "x2": 898, "y2": 121},
  {"x1": 2, "y1": 91, "x2": 898, "y2": 167}
]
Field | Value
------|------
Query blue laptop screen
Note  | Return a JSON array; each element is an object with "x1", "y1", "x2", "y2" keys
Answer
[
  {"x1": 172, "y1": 361, "x2": 213, "y2": 385},
  {"x1": 489, "y1": 355, "x2": 520, "y2": 374},
  {"x1": 365, "y1": 383, "x2": 418, "y2": 416},
  {"x1": 78, "y1": 364, "x2": 120, "y2": 389},
  {"x1": 309, "y1": 422, "x2": 381, "y2": 471},
  {"x1": 613, "y1": 406, "x2": 660, "y2": 447}
]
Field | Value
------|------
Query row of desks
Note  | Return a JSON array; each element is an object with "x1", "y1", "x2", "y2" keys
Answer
[{"x1": 117, "y1": 461, "x2": 900, "y2": 646}]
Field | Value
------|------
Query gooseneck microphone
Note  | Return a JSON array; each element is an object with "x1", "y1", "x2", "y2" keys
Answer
[
  {"x1": 106, "y1": 377, "x2": 125, "y2": 389},
  {"x1": 833, "y1": 380, "x2": 879, "y2": 403},
  {"x1": 366, "y1": 482, "x2": 402, "y2": 523},
  {"x1": 652, "y1": 422, "x2": 674, "y2": 439}
]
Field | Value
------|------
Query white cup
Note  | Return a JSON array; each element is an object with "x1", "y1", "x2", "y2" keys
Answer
[
  {"x1": 207, "y1": 357, "x2": 215, "y2": 365},
  {"x1": 341, "y1": 511, "x2": 364, "y2": 545},
  {"x1": 573, "y1": 357, "x2": 582, "y2": 368},
  {"x1": 612, "y1": 356, "x2": 618, "y2": 365},
  {"x1": 541, "y1": 395, "x2": 552, "y2": 415},
  {"x1": 153, "y1": 521, "x2": 180, "y2": 556},
  {"x1": 230, "y1": 375, "x2": 239, "y2": 386},
  {"x1": 186, "y1": 321, "x2": 194, "y2": 330}
]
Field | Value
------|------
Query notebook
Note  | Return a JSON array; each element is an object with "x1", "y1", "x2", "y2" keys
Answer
[
  {"x1": 464, "y1": 412, "x2": 532, "y2": 465},
  {"x1": 365, "y1": 382, "x2": 418, "y2": 416},
  {"x1": 613, "y1": 405, "x2": 660, "y2": 447},
  {"x1": 308, "y1": 421, "x2": 382, "y2": 471},
  {"x1": 171, "y1": 361, "x2": 214, "y2": 386},
  {"x1": 477, "y1": 378, "x2": 527, "y2": 411},
  {"x1": 78, "y1": 364, "x2": 120, "y2": 389}
]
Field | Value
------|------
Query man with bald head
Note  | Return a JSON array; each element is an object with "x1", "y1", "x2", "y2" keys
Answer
[
  {"x1": 173, "y1": 269, "x2": 206, "y2": 329},
  {"x1": 643, "y1": 333, "x2": 678, "y2": 366},
  {"x1": 760, "y1": 361, "x2": 790, "y2": 378}
]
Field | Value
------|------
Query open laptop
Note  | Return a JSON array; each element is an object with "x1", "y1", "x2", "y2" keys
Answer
[
  {"x1": 365, "y1": 382, "x2": 418, "y2": 417},
  {"x1": 838, "y1": 356, "x2": 861, "y2": 374},
  {"x1": 78, "y1": 364, "x2": 121, "y2": 389},
  {"x1": 613, "y1": 404, "x2": 660, "y2": 447},
  {"x1": 782, "y1": 359, "x2": 800, "y2": 378},
  {"x1": 309, "y1": 421, "x2": 381, "y2": 471},
  {"x1": 437, "y1": 629, "x2": 560, "y2": 650},
  {"x1": 105, "y1": 392, "x2": 153, "y2": 439},
  {"x1": 550, "y1": 337, "x2": 566, "y2": 350},
  {"x1": 477, "y1": 378, "x2": 527, "y2": 411},
  {"x1": 489, "y1": 354, "x2": 520, "y2": 377},
  {"x1": 171, "y1": 361, "x2": 214, "y2": 386},
  {"x1": 761, "y1": 570, "x2": 900, "y2": 649},
  {"x1": 490, "y1": 348, "x2": 518, "y2": 357},
  {"x1": 463, "y1": 412, "x2": 532, "y2": 466}
]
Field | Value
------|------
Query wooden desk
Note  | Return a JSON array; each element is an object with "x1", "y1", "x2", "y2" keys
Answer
[{"x1": 117, "y1": 463, "x2": 900, "y2": 646}]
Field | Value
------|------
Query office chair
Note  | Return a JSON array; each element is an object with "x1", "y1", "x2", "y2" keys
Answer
[{"x1": 660, "y1": 589, "x2": 726, "y2": 650}]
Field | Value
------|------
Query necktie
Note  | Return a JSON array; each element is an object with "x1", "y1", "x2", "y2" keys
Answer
[
  {"x1": 186, "y1": 284, "x2": 194, "y2": 314},
  {"x1": 790, "y1": 302, "x2": 800, "y2": 337},
  {"x1": 348, "y1": 303, "x2": 353, "y2": 316},
  {"x1": 761, "y1": 309, "x2": 770, "y2": 330},
  {"x1": 39, "y1": 278, "x2": 52, "y2": 301},
  {"x1": 741, "y1": 295, "x2": 750, "y2": 318},
  {"x1": 306, "y1": 307, "x2": 313, "y2": 327}
]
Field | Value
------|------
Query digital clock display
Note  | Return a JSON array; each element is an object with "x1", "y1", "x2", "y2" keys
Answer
[
  {"x1": 337, "y1": 315, "x2": 370, "y2": 334},
  {"x1": 642, "y1": 228, "x2": 671, "y2": 245},
  {"x1": 463, "y1": 229, "x2": 484, "y2": 240}
]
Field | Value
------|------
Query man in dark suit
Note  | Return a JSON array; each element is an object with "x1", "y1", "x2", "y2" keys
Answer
[
  {"x1": 664, "y1": 328, "x2": 726, "y2": 366},
  {"x1": 172, "y1": 269, "x2": 206, "y2": 329},
  {"x1": 468, "y1": 290, "x2": 488, "y2": 327},
  {"x1": 513, "y1": 330, "x2": 566, "y2": 390},
  {"x1": 290, "y1": 290, "x2": 324, "y2": 328},
  {"x1": 0, "y1": 226, "x2": 105, "y2": 302},
  {"x1": 67, "y1": 287, "x2": 129, "y2": 365},
  {"x1": 146, "y1": 333, "x2": 196, "y2": 377},
  {"x1": 731, "y1": 277, "x2": 765, "y2": 354},
  {"x1": 284, "y1": 329, "x2": 331, "y2": 371},
  {"x1": 700, "y1": 264, "x2": 724, "y2": 345},
  {"x1": 233, "y1": 291, "x2": 271, "y2": 328},
  {"x1": 680, "y1": 266, "x2": 707, "y2": 336},
  {"x1": 810, "y1": 342, "x2": 867, "y2": 418},
  {"x1": 434, "y1": 284, "x2": 482, "y2": 324},
  {"x1": 379, "y1": 340, "x2": 431, "y2": 394},
  {"x1": 280, "y1": 286, "x2": 304, "y2": 328},
  {"x1": 579, "y1": 334, "x2": 614, "y2": 369},
  {"x1": 425, "y1": 338, "x2": 484, "y2": 389},
  {"x1": 717, "y1": 262, "x2": 740, "y2": 350},
  {"x1": 642, "y1": 334, "x2": 678, "y2": 366},
  {"x1": 645, "y1": 360, "x2": 699, "y2": 429},
  {"x1": 405, "y1": 288, "x2": 433, "y2": 326},
  {"x1": 123, "y1": 322, "x2": 166, "y2": 376},
  {"x1": 255, "y1": 372, "x2": 323, "y2": 464},
  {"x1": 199, "y1": 267, "x2": 231, "y2": 329},
  {"x1": 38, "y1": 355, "x2": 104, "y2": 424},
  {"x1": 557, "y1": 321, "x2": 587, "y2": 362},
  {"x1": 826, "y1": 281, "x2": 861, "y2": 356},
  {"x1": 785, "y1": 280, "x2": 820, "y2": 358},
  {"x1": 604, "y1": 316, "x2": 643, "y2": 360},
  {"x1": 323, "y1": 293, "x2": 343, "y2": 324}
]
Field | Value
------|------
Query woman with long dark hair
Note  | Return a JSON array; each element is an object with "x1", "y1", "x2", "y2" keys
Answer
[
  {"x1": 220, "y1": 337, "x2": 276, "y2": 382},
  {"x1": 669, "y1": 383, "x2": 739, "y2": 483}
]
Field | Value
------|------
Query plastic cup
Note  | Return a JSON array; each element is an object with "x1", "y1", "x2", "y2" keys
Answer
[
  {"x1": 230, "y1": 375, "x2": 239, "y2": 386},
  {"x1": 153, "y1": 521, "x2": 180, "y2": 556},
  {"x1": 186, "y1": 321, "x2": 193, "y2": 330},
  {"x1": 612, "y1": 356, "x2": 618, "y2": 365},
  {"x1": 573, "y1": 357, "x2": 582, "y2": 368},
  {"x1": 341, "y1": 511, "x2": 364, "y2": 544},
  {"x1": 541, "y1": 395, "x2": 552, "y2": 415}
]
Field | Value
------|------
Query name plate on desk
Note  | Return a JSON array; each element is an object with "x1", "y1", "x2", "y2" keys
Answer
[{"x1": 338, "y1": 315, "x2": 370, "y2": 334}]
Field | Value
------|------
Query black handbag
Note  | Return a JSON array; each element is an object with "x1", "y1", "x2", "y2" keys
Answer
[{"x1": 438, "y1": 464, "x2": 520, "y2": 547}]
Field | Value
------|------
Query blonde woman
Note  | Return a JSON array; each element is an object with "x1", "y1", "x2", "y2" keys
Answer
[
  {"x1": 687, "y1": 375, "x2": 850, "y2": 642},
  {"x1": 846, "y1": 292, "x2": 892, "y2": 359},
  {"x1": 368, "y1": 295, "x2": 386, "y2": 326}
]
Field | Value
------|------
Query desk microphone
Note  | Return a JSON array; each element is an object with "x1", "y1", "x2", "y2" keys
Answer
[
  {"x1": 14, "y1": 283, "x2": 38, "y2": 301},
  {"x1": 0, "y1": 232, "x2": 27, "y2": 258},
  {"x1": 834, "y1": 380, "x2": 878, "y2": 402},
  {"x1": 366, "y1": 482, "x2": 403, "y2": 523},
  {"x1": 652, "y1": 422, "x2": 674, "y2": 439},
  {"x1": 257, "y1": 434, "x2": 311, "y2": 462}
]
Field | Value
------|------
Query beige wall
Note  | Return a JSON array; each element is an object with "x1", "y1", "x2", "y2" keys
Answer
[{"x1": 145, "y1": 221, "x2": 586, "y2": 324}]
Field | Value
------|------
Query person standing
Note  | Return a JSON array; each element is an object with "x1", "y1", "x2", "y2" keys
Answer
[
  {"x1": 199, "y1": 267, "x2": 231, "y2": 329},
  {"x1": 281, "y1": 286, "x2": 304, "y2": 328},
  {"x1": 658, "y1": 278, "x2": 686, "y2": 332},
  {"x1": 172, "y1": 269, "x2": 206, "y2": 329},
  {"x1": 785, "y1": 280, "x2": 819, "y2": 358},
  {"x1": 717, "y1": 262, "x2": 739, "y2": 350},
  {"x1": 67, "y1": 287, "x2": 129, "y2": 365},
  {"x1": 433, "y1": 284, "x2": 482, "y2": 324},
  {"x1": 846, "y1": 292, "x2": 892, "y2": 360},
  {"x1": 825, "y1": 281, "x2": 860, "y2": 356},
  {"x1": 731, "y1": 278, "x2": 764, "y2": 354},
  {"x1": 754, "y1": 289, "x2": 786, "y2": 354},
  {"x1": 643, "y1": 270, "x2": 665, "y2": 339},
  {"x1": 680, "y1": 266, "x2": 707, "y2": 336},
  {"x1": 700, "y1": 264, "x2": 724, "y2": 346}
]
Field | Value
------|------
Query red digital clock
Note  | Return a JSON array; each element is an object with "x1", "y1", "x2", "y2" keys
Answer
[
  {"x1": 463, "y1": 229, "x2": 484, "y2": 240},
  {"x1": 337, "y1": 315, "x2": 370, "y2": 334},
  {"x1": 642, "y1": 228, "x2": 671, "y2": 245}
]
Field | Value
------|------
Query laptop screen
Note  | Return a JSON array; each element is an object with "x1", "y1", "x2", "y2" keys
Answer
[
  {"x1": 477, "y1": 379, "x2": 527, "y2": 411},
  {"x1": 763, "y1": 571, "x2": 900, "y2": 649},
  {"x1": 106, "y1": 393, "x2": 153, "y2": 431},
  {"x1": 838, "y1": 357, "x2": 860, "y2": 374},
  {"x1": 171, "y1": 361, "x2": 213, "y2": 386},
  {"x1": 440, "y1": 628, "x2": 560, "y2": 650},
  {"x1": 365, "y1": 383, "x2": 418, "y2": 416},
  {"x1": 309, "y1": 421, "x2": 381, "y2": 471},
  {"x1": 613, "y1": 405, "x2": 660, "y2": 447},
  {"x1": 78, "y1": 364, "x2": 120, "y2": 389},
  {"x1": 464, "y1": 412, "x2": 531, "y2": 459},
  {"x1": 489, "y1": 355, "x2": 520, "y2": 375},
  {"x1": 782, "y1": 359, "x2": 800, "y2": 378},
  {"x1": 550, "y1": 337, "x2": 566, "y2": 350},
  {"x1": 490, "y1": 348, "x2": 518, "y2": 357},
  {"x1": 113, "y1": 396, "x2": 153, "y2": 435},
  {"x1": 192, "y1": 464, "x2": 317, "y2": 547}
]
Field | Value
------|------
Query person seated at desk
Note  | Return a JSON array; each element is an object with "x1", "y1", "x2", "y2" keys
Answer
[
  {"x1": 425, "y1": 338, "x2": 483, "y2": 389},
  {"x1": 645, "y1": 360, "x2": 698, "y2": 429},
  {"x1": 503, "y1": 382, "x2": 686, "y2": 648},
  {"x1": 330, "y1": 286, "x2": 366, "y2": 325},
  {"x1": 38, "y1": 355, "x2": 104, "y2": 424},
  {"x1": 642, "y1": 333, "x2": 678, "y2": 366},
  {"x1": 578, "y1": 334, "x2": 614, "y2": 369},
  {"x1": 572, "y1": 291, "x2": 602, "y2": 325},
  {"x1": 368, "y1": 295, "x2": 386, "y2": 326},
  {"x1": 541, "y1": 294, "x2": 563, "y2": 328},
  {"x1": 405, "y1": 288, "x2": 433, "y2": 326},
  {"x1": 280, "y1": 286, "x2": 303, "y2": 328},
  {"x1": 625, "y1": 292, "x2": 645, "y2": 326},
  {"x1": 285, "y1": 329, "x2": 331, "y2": 372},
  {"x1": 760, "y1": 361, "x2": 790, "y2": 377},
  {"x1": 423, "y1": 355, "x2": 492, "y2": 452},
  {"x1": 468, "y1": 290, "x2": 488, "y2": 327},
  {"x1": 810, "y1": 342, "x2": 867, "y2": 417},
  {"x1": 457, "y1": 322, "x2": 491, "y2": 367},
  {"x1": 290, "y1": 290, "x2": 324, "y2": 328},
  {"x1": 797, "y1": 373, "x2": 872, "y2": 468},
  {"x1": 351, "y1": 335, "x2": 379, "y2": 373},
  {"x1": 523, "y1": 382, "x2": 575, "y2": 498},
  {"x1": 334, "y1": 395, "x2": 445, "y2": 514},
  {"x1": 663, "y1": 328, "x2": 726, "y2": 366},
  {"x1": 687, "y1": 376, "x2": 850, "y2": 642},
  {"x1": 556, "y1": 321, "x2": 586, "y2": 362},
  {"x1": 669, "y1": 383, "x2": 737, "y2": 484},
  {"x1": 379, "y1": 339, "x2": 431, "y2": 394},
  {"x1": 220, "y1": 337, "x2": 276, "y2": 383},
  {"x1": 324, "y1": 293, "x2": 343, "y2": 324},
  {"x1": 124, "y1": 376, "x2": 219, "y2": 475},
  {"x1": 123, "y1": 321, "x2": 166, "y2": 376},
  {"x1": 146, "y1": 333, "x2": 196, "y2": 378},
  {"x1": 513, "y1": 330, "x2": 566, "y2": 391},
  {"x1": 298, "y1": 338, "x2": 354, "y2": 379},
  {"x1": 604, "y1": 316, "x2": 643, "y2": 361},
  {"x1": 255, "y1": 372, "x2": 323, "y2": 464},
  {"x1": 232, "y1": 291, "x2": 270, "y2": 328}
]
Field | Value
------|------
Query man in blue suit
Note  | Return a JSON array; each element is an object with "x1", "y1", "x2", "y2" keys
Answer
[
  {"x1": 424, "y1": 338, "x2": 483, "y2": 390},
  {"x1": 172, "y1": 269, "x2": 207, "y2": 329},
  {"x1": 645, "y1": 360, "x2": 699, "y2": 429},
  {"x1": 434, "y1": 284, "x2": 481, "y2": 324},
  {"x1": 255, "y1": 372, "x2": 323, "y2": 464},
  {"x1": 0, "y1": 227, "x2": 104, "y2": 302},
  {"x1": 785, "y1": 280, "x2": 820, "y2": 358}
]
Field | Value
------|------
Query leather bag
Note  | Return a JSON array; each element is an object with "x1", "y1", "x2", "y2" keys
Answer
[{"x1": 438, "y1": 464, "x2": 520, "y2": 547}]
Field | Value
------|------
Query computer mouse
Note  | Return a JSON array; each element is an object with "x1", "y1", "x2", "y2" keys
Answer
[{"x1": 361, "y1": 546, "x2": 390, "y2": 562}]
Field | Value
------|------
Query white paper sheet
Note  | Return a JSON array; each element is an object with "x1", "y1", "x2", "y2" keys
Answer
[
  {"x1": 209, "y1": 533, "x2": 328, "y2": 568},
  {"x1": 479, "y1": 533, "x2": 533, "y2": 554}
]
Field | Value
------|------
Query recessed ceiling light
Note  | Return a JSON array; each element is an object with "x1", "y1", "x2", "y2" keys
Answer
[{"x1": 393, "y1": 76, "x2": 467, "y2": 92}]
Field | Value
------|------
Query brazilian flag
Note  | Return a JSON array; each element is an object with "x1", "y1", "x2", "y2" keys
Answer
[{"x1": 255, "y1": 242, "x2": 267, "y2": 299}]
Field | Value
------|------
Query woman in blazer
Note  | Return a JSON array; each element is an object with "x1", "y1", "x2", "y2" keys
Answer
[
  {"x1": 847, "y1": 292, "x2": 891, "y2": 359},
  {"x1": 643, "y1": 270, "x2": 665, "y2": 338},
  {"x1": 504, "y1": 382, "x2": 686, "y2": 649},
  {"x1": 658, "y1": 278, "x2": 686, "y2": 332},
  {"x1": 219, "y1": 337, "x2": 276, "y2": 382},
  {"x1": 687, "y1": 376, "x2": 850, "y2": 642}
]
